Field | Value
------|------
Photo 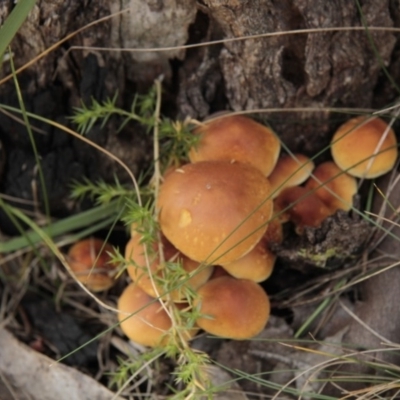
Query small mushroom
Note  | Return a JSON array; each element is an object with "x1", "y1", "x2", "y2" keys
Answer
[
  {"x1": 125, "y1": 233, "x2": 213, "y2": 301},
  {"x1": 331, "y1": 116, "x2": 398, "y2": 178},
  {"x1": 66, "y1": 238, "x2": 118, "y2": 292},
  {"x1": 189, "y1": 115, "x2": 281, "y2": 176},
  {"x1": 221, "y1": 218, "x2": 282, "y2": 282},
  {"x1": 194, "y1": 276, "x2": 270, "y2": 339},
  {"x1": 157, "y1": 160, "x2": 273, "y2": 265},
  {"x1": 117, "y1": 282, "x2": 173, "y2": 347},
  {"x1": 274, "y1": 186, "x2": 332, "y2": 232},
  {"x1": 118, "y1": 283, "x2": 197, "y2": 347},
  {"x1": 305, "y1": 161, "x2": 357, "y2": 213},
  {"x1": 221, "y1": 239, "x2": 275, "y2": 283},
  {"x1": 268, "y1": 153, "x2": 314, "y2": 198}
]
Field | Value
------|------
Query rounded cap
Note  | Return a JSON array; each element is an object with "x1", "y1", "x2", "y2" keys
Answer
[
  {"x1": 331, "y1": 116, "x2": 398, "y2": 178},
  {"x1": 274, "y1": 186, "x2": 333, "y2": 231},
  {"x1": 125, "y1": 233, "x2": 213, "y2": 301},
  {"x1": 195, "y1": 276, "x2": 270, "y2": 339},
  {"x1": 221, "y1": 241, "x2": 276, "y2": 283},
  {"x1": 189, "y1": 115, "x2": 281, "y2": 176},
  {"x1": 268, "y1": 153, "x2": 314, "y2": 198},
  {"x1": 67, "y1": 238, "x2": 118, "y2": 292},
  {"x1": 157, "y1": 161, "x2": 273, "y2": 265},
  {"x1": 305, "y1": 161, "x2": 357, "y2": 212},
  {"x1": 117, "y1": 282, "x2": 172, "y2": 347},
  {"x1": 222, "y1": 218, "x2": 282, "y2": 282}
]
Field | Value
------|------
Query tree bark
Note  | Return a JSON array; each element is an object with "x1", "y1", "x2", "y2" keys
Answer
[
  {"x1": 179, "y1": 0, "x2": 397, "y2": 153},
  {"x1": 1, "y1": 0, "x2": 398, "y2": 155}
]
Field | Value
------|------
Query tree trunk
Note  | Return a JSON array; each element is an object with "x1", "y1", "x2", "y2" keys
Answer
[
  {"x1": 179, "y1": 0, "x2": 397, "y2": 152},
  {"x1": 0, "y1": 1, "x2": 397, "y2": 194}
]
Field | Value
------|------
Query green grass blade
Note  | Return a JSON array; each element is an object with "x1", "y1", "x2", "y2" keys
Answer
[
  {"x1": 0, "y1": 199, "x2": 121, "y2": 253},
  {"x1": 0, "y1": 0, "x2": 36, "y2": 63},
  {"x1": 9, "y1": 53, "x2": 51, "y2": 228}
]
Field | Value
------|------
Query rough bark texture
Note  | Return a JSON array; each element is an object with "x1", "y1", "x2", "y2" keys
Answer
[
  {"x1": 178, "y1": 0, "x2": 397, "y2": 154},
  {"x1": 0, "y1": 0, "x2": 196, "y2": 230},
  {"x1": 1, "y1": 0, "x2": 399, "y2": 218}
]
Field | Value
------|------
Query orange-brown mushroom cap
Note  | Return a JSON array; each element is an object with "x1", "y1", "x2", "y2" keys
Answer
[
  {"x1": 331, "y1": 116, "x2": 398, "y2": 178},
  {"x1": 221, "y1": 218, "x2": 282, "y2": 282},
  {"x1": 125, "y1": 233, "x2": 213, "y2": 301},
  {"x1": 67, "y1": 238, "x2": 118, "y2": 292},
  {"x1": 189, "y1": 115, "x2": 281, "y2": 176},
  {"x1": 195, "y1": 276, "x2": 270, "y2": 339},
  {"x1": 157, "y1": 161, "x2": 273, "y2": 265},
  {"x1": 117, "y1": 282, "x2": 172, "y2": 347},
  {"x1": 268, "y1": 153, "x2": 315, "y2": 198},
  {"x1": 221, "y1": 240, "x2": 276, "y2": 283},
  {"x1": 305, "y1": 161, "x2": 357, "y2": 212},
  {"x1": 274, "y1": 186, "x2": 333, "y2": 231}
]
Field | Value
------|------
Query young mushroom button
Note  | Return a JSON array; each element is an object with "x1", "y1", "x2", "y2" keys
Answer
[
  {"x1": 157, "y1": 161, "x2": 273, "y2": 265},
  {"x1": 305, "y1": 161, "x2": 357, "y2": 213},
  {"x1": 268, "y1": 153, "x2": 314, "y2": 198},
  {"x1": 274, "y1": 186, "x2": 333, "y2": 232},
  {"x1": 67, "y1": 238, "x2": 118, "y2": 292}
]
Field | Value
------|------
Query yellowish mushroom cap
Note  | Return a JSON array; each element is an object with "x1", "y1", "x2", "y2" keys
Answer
[
  {"x1": 221, "y1": 218, "x2": 282, "y2": 282},
  {"x1": 189, "y1": 115, "x2": 281, "y2": 176},
  {"x1": 157, "y1": 161, "x2": 273, "y2": 265},
  {"x1": 331, "y1": 116, "x2": 398, "y2": 178},
  {"x1": 195, "y1": 276, "x2": 270, "y2": 339},
  {"x1": 125, "y1": 233, "x2": 213, "y2": 301},
  {"x1": 117, "y1": 282, "x2": 172, "y2": 347},
  {"x1": 268, "y1": 153, "x2": 314, "y2": 198},
  {"x1": 305, "y1": 161, "x2": 357, "y2": 212}
]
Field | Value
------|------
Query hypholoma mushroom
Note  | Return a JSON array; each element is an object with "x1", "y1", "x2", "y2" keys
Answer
[
  {"x1": 194, "y1": 275, "x2": 270, "y2": 339},
  {"x1": 67, "y1": 237, "x2": 118, "y2": 292},
  {"x1": 268, "y1": 153, "x2": 315, "y2": 198},
  {"x1": 157, "y1": 160, "x2": 273, "y2": 265},
  {"x1": 117, "y1": 282, "x2": 173, "y2": 347},
  {"x1": 117, "y1": 282, "x2": 197, "y2": 347},
  {"x1": 304, "y1": 161, "x2": 357, "y2": 213},
  {"x1": 125, "y1": 233, "x2": 213, "y2": 301},
  {"x1": 221, "y1": 218, "x2": 282, "y2": 282},
  {"x1": 274, "y1": 186, "x2": 332, "y2": 231},
  {"x1": 221, "y1": 237, "x2": 275, "y2": 283},
  {"x1": 189, "y1": 115, "x2": 281, "y2": 176},
  {"x1": 331, "y1": 116, "x2": 398, "y2": 179}
]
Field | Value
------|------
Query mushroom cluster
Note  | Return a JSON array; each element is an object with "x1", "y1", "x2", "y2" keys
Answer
[
  {"x1": 154, "y1": 115, "x2": 287, "y2": 341},
  {"x1": 68, "y1": 114, "x2": 398, "y2": 349},
  {"x1": 118, "y1": 115, "x2": 283, "y2": 345},
  {"x1": 274, "y1": 115, "x2": 398, "y2": 232}
]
